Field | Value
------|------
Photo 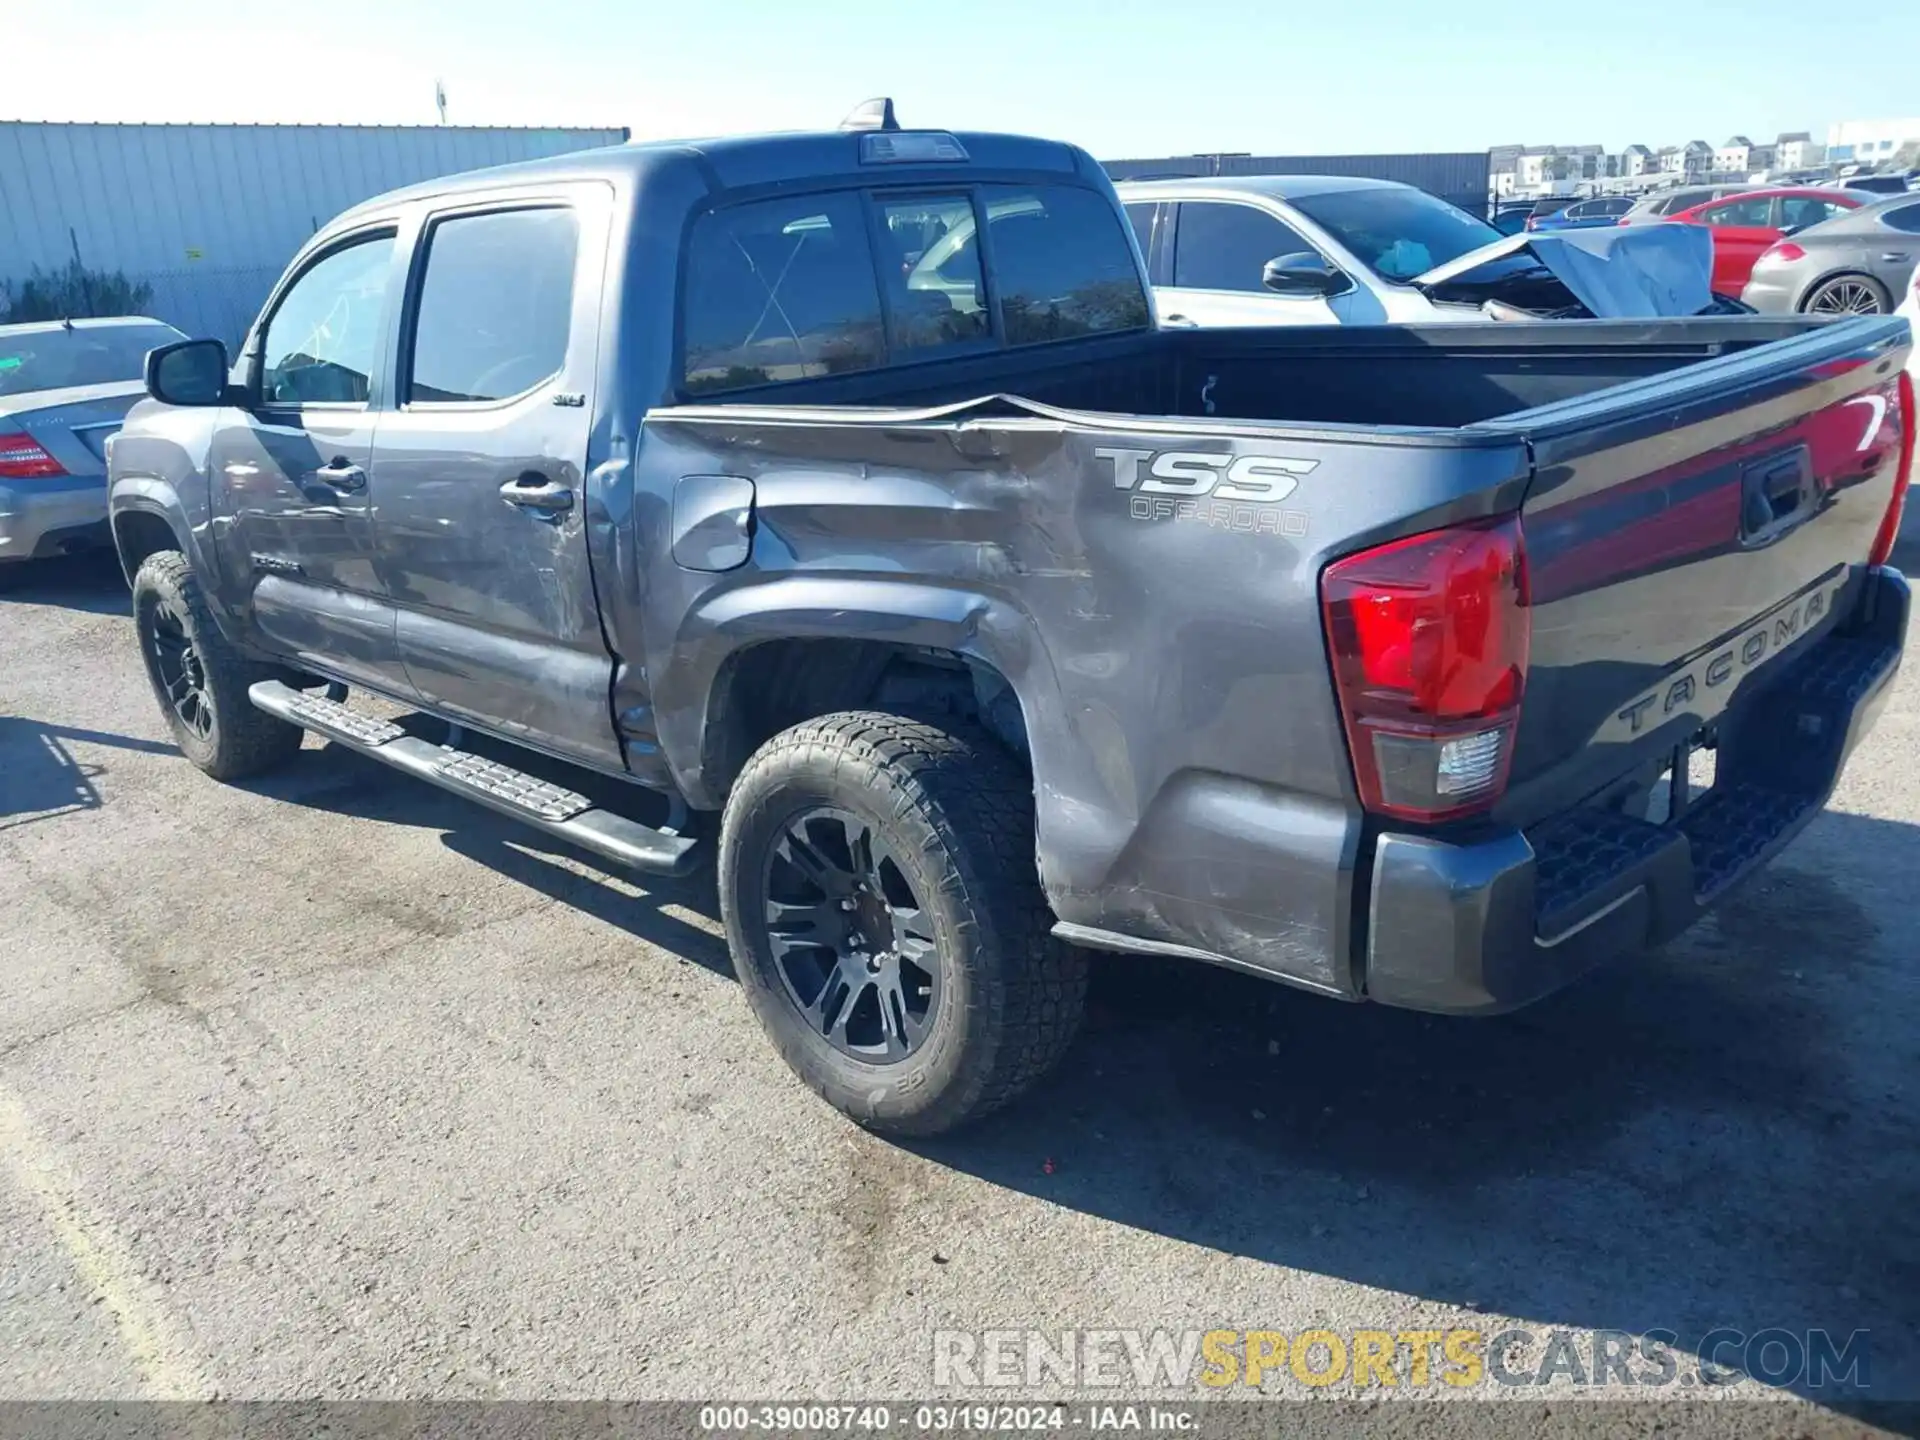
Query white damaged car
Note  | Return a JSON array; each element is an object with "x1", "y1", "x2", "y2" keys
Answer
[{"x1": 1116, "y1": 175, "x2": 1738, "y2": 327}]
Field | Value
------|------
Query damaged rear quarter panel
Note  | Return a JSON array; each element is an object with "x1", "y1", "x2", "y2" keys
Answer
[{"x1": 631, "y1": 402, "x2": 1530, "y2": 996}]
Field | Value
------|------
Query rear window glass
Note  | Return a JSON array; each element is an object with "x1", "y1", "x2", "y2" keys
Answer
[
  {"x1": 977, "y1": 183, "x2": 1149, "y2": 345},
  {"x1": 682, "y1": 192, "x2": 886, "y2": 394},
  {"x1": 874, "y1": 194, "x2": 991, "y2": 357},
  {"x1": 0, "y1": 322, "x2": 184, "y2": 398},
  {"x1": 680, "y1": 183, "x2": 1148, "y2": 394}
]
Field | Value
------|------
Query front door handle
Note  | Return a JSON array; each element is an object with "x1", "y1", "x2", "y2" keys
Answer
[
  {"x1": 499, "y1": 474, "x2": 574, "y2": 516},
  {"x1": 313, "y1": 457, "x2": 366, "y2": 491}
]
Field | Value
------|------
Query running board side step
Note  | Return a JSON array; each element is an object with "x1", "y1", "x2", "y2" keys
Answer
[{"x1": 249, "y1": 681, "x2": 700, "y2": 877}]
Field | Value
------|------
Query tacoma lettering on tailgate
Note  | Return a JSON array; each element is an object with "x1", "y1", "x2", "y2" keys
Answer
[{"x1": 1606, "y1": 575, "x2": 1849, "y2": 740}]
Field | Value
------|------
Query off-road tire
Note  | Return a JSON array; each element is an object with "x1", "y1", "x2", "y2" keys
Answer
[
  {"x1": 719, "y1": 711, "x2": 1086, "y2": 1136},
  {"x1": 132, "y1": 550, "x2": 304, "y2": 780}
]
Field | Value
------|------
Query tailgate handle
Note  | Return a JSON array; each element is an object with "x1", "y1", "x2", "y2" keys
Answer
[{"x1": 1740, "y1": 448, "x2": 1815, "y2": 547}]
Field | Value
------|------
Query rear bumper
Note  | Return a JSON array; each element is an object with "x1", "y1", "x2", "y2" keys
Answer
[
  {"x1": 0, "y1": 477, "x2": 109, "y2": 563},
  {"x1": 1364, "y1": 566, "x2": 1908, "y2": 1014},
  {"x1": 1737, "y1": 273, "x2": 1799, "y2": 314}
]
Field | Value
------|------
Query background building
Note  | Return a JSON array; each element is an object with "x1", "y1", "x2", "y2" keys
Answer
[
  {"x1": 1826, "y1": 118, "x2": 1920, "y2": 168},
  {"x1": 1715, "y1": 136, "x2": 1753, "y2": 176},
  {"x1": 1775, "y1": 131, "x2": 1825, "y2": 170},
  {"x1": 0, "y1": 122, "x2": 629, "y2": 343}
]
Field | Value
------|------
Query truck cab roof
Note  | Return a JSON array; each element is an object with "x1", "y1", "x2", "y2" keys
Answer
[{"x1": 329, "y1": 127, "x2": 1099, "y2": 231}]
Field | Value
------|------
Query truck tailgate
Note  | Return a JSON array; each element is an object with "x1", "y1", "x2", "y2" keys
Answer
[{"x1": 1478, "y1": 314, "x2": 1911, "y2": 826}]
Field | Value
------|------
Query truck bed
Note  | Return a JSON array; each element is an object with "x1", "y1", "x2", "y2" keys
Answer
[
  {"x1": 636, "y1": 313, "x2": 1910, "y2": 1005},
  {"x1": 671, "y1": 315, "x2": 1842, "y2": 429}
]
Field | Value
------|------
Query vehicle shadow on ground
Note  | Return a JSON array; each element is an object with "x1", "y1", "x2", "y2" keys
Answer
[
  {"x1": 246, "y1": 740, "x2": 1919, "y2": 1407},
  {"x1": 0, "y1": 715, "x2": 177, "y2": 828},
  {"x1": 247, "y1": 742, "x2": 734, "y2": 978},
  {"x1": 913, "y1": 806, "x2": 1920, "y2": 1408},
  {"x1": 0, "y1": 549, "x2": 129, "y2": 615}
]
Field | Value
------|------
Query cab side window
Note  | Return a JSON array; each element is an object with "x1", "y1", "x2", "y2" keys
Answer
[
  {"x1": 259, "y1": 233, "x2": 396, "y2": 405},
  {"x1": 407, "y1": 208, "x2": 580, "y2": 404}
]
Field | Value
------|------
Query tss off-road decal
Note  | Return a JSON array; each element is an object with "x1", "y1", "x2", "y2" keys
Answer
[{"x1": 1094, "y1": 447, "x2": 1317, "y2": 535}]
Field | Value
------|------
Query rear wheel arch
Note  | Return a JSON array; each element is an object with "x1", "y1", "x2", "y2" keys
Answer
[{"x1": 695, "y1": 636, "x2": 1034, "y2": 805}]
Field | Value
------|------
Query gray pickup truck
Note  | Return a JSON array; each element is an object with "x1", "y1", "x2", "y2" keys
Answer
[{"x1": 108, "y1": 107, "x2": 1913, "y2": 1135}]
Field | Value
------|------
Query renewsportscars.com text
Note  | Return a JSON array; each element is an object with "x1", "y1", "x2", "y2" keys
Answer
[{"x1": 932, "y1": 1327, "x2": 1870, "y2": 1393}]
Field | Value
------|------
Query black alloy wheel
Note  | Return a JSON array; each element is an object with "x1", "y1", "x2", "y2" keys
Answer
[
  {"x1": 147, "y1": 592, "x2": 217, "y2": 742},
  {"x1": 763, "y1": 805, "x2": 941, "y2": 1062}
]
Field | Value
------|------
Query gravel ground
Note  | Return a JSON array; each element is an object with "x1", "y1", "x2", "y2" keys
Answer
[{"x1": 1, "y1": 548, "x2": 1916, "y2": 1432}]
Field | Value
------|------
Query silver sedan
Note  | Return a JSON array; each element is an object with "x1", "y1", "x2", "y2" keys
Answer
[
  {"x1": 0, "y1": 316, "x2": 185, "y2": 569},
  {"x1": 1740, "y1": 193, "x2": 1920, "y2": 315}
]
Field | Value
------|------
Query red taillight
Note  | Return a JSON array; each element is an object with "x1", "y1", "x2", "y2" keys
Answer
[
  {"x1": 1322, "y1": 516, "x2": 1531, "y2": 822},
  {"x1": 0, "y1": 432, "x2": 66, "y2": 479},
  {"x1": 1869, "y1": 371, "x2": 1914, "y2": 568},
  {"x1": 1765, "y1": 241, "x2": 1807, "y2": 263}
]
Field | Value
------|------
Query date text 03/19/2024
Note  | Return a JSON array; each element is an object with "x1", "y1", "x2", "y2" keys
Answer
[{"x1": 698, "y1": 1406, "x2": 1188, "y2": 1433}]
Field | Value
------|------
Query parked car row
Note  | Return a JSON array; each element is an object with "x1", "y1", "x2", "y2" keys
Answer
[
  {"x1": 1662, "y1": 186, "x2": 1866, "y2": 296},
  {"x1": 1741, "y1": 191, "x2": 1920, "y2": 316},
  {"x1": 1493, "y1": 180, "x2": 1918, "y2": 318}
]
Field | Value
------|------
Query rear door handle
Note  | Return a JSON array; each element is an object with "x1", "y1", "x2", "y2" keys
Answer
[
  {"x1": 499, "y1": 474, "x2": 574, "y2": 516},
  {"x1": 313, "y1": 458, "x2": 366, "y2": 491},
  {"x1": 1880, "y1": 252, "x2": 1911, "y2": 263}
]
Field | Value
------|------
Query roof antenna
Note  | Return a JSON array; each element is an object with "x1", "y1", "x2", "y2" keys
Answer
[{"x1": 840, "y1": 98, "x2": 900, "y2": 133}]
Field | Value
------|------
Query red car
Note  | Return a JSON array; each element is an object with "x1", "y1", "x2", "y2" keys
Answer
[{"x1": 1653, "y1": 187, "x2": 1865, "y2": 296}]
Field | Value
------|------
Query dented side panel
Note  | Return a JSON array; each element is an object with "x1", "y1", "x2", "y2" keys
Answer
[{"x1": 619, "y1": 407, "x2": 1530, "y2": 995}]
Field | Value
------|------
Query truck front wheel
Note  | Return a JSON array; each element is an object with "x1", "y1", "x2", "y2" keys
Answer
[
  {"x1": 718, "y1": 711, "x2": 1086, "y2": 1136},
  {"x1": 132, "y1": 550, "x2": 304, "y2": 781}
]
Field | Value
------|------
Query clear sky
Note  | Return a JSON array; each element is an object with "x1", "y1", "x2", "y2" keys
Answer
[{"x1": 12, "y1": 0, "x2": 1919, "y2": 157}]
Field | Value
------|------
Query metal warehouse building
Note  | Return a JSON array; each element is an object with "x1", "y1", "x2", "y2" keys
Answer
[{"x1": 0, "y1": 122, "x2": 630, "y2": 344}]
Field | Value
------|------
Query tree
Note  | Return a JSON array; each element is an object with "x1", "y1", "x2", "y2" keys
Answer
[{"x1": 0, "y1": 258, "x2": 153, "y2": 324}]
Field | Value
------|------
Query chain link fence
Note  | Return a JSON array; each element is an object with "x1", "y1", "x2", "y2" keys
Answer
[{"x1": 136, "y1": 265, "x2": 281, "y2": 348}]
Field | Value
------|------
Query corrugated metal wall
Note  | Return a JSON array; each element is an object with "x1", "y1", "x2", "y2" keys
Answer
[
  {"x1": 1104, "y1": 151, "x2": 1493, "y2": 216},
  {"x1": 0, "y1": 122, "x2": 629, "y2": 343}
]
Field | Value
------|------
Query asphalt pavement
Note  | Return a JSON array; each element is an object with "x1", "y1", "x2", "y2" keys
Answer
[{"x1": 1, "y1": 547, "x2": 1916, "y2": 1432}]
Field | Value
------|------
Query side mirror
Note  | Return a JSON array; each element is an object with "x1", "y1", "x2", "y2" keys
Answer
[
  {"x1": 1261, "y1": 252, "x2": 1351, "y2": 298},
  {"x1": 145, "y1": 338, "x2": 233, "y2": 407}
]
